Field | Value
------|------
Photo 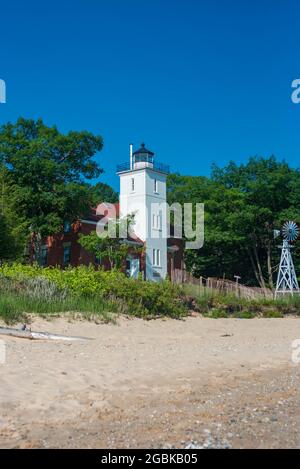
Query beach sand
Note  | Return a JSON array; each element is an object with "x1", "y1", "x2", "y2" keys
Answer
[{"x1": 1, "y1": 316, "x2": 300, "y2": 448}]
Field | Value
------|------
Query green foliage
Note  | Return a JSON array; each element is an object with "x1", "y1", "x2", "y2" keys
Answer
[
  {"x1": 79, "y1": 231, "x2": 131, "y2": 270},
  {"x1": 0, "y1": 264, "x2": 188, "y2": 321},
  {"x1": 89, "y1": 182, "x2": 119, "y2": 206},
  {"x1": 262, "y1": 310, "x2": 284, "y2": 318},
  {"x1": 211, "y1": 156, "x2": 300, "y2": 288},
  {"x1": 79, "y1": 216, "x2": 141, "y2": 269},
  {"x1": 0, "y1": 214, "x2": 13, "y2": 260},
  {"x1": 233, "y1": 311, "x2": 256, "y2": 319},
  {"x1": 0, "y1": 272, "x2": 118, "y2": 323},
  {"x1": 0, "y1": 164, "x2": 28, "y2": 261},
  {"x1": 1, "y1": 264, "x2": 300, "y2": 323},
  {"x1": 184, "y1": 283, "x2": 300, "y2": 318},
  {"x1": 209, "y1": 310, "x2": 229, "y2": 319},
  {"x1": 0, "y1": 118, "x2": 103, "y2": 256},
  {"x1": 168, "y1": 156, "x2": 300, "y2": 288}
]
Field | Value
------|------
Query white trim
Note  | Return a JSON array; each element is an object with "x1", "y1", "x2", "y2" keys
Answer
[
  {"x1": 120, "y1": 239, "x2": 144, "y2": 247},
  {"x1": 81, "y1": 219, "x2": 107, "y2": 226},
  {"x1": 81, "y1": 219, "x2": 98, "y2": 225}
]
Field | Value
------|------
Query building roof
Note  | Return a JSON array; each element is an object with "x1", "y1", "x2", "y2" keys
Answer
[{"x1": 132, "y1": 143, "x2": 154, "y2": 157}]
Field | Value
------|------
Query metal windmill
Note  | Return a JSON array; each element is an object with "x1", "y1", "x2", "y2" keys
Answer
[{"x1": 275, "y1": 221, "x2": 300, "y2": 298}]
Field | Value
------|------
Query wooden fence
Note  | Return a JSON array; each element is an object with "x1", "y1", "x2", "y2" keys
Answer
[{"x1": 171, "y1": 269, "x2": 273, "y2": 300}]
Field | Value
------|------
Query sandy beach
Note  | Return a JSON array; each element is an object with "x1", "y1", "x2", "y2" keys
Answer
[{"x1": 1, "y1": 316, "x2": 300, "y2": 449}]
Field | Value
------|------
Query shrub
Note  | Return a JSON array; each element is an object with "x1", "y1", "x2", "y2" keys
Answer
[
  {"x1": 2, "y1": 263, "x2": 300, "y2": 322},
  {"x1": 0, "y1": 264, "x2": 188, "y2": 320},
  {"x1": 210, "y1": 310, "x2": 228, "y2": 319},
  {"x1": 263, "y1": 310, "x2": 284, "y2": 318},
  {"x1": 22, "y1": 276, "x2": 68, "y2": 302},
  {"x1": 233, "y1": 311, "x2": 255, "y2": 319}
]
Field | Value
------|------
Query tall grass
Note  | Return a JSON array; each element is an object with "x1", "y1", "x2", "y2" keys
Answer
[
  {"x1": 0, "y1": 265, "x2": 188, "y2": 323},
  {"x1": 0, "y1": 273, "x2": 118, "y2": 324},
  {"x1": 1, "y1": 264, "x2": 300, "y2": 324},
  {"x1": 0, "y1": 290, "x2": 118, "y2": 324},
  {"x1": 184, "y1": 283, "x2": 300, "y2": 318}
]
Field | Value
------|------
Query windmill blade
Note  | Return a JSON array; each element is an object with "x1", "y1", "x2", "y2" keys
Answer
[{"x1": 282, "y1": 221, "x2": 299, "y2": 243}]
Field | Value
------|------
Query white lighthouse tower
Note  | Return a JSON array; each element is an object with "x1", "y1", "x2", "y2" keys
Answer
[{"x1": 117, "y1": 143, "x2": 169, "y2": 281}]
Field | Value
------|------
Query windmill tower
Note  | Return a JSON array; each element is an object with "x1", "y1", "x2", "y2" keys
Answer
[{"x1": 275, "y1": 221, "x2": 300, "y2": 298}]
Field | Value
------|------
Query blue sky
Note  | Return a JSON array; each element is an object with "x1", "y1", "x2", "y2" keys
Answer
[{"x1": 1, "y1": 0, "x2": 299, "y2": 190}]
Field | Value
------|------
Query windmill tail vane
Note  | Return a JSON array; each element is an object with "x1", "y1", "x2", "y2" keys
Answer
[{"x1": 275, "y1": 221, "x2": 300, "y2": 298}]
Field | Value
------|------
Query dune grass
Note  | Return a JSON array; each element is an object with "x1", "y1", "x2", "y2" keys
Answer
[
  {"x1": 184, "y1": 283, "x2": 300, "y2": 318},
  {"x1": 1, "y1": 264, "x2": 300, "y2": 324},
  {"x1": 0, "y1": 271, "x2": 119, "y2": 324},
  {"x1": 0, "y1": 290, "x2": 118, "y2": 324},
  {"x1": 0, "y1": 264, "x2": 187, "y2": 323}
]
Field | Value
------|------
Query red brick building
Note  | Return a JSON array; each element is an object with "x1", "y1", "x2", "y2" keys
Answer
[{"x1": 38, "y1": 205, "x2": 184, "y2": 280}]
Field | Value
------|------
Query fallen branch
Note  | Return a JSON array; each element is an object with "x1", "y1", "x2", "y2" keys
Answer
[{"x1": 0, "y1": 326, "x2": 93, "y2": 341}]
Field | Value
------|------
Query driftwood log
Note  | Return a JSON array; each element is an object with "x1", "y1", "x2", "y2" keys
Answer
[{"x1": 0, "y1": 327, "x2": 92, "y2": 341}]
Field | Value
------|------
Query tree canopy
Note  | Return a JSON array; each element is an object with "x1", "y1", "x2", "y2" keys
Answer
[
  {"x1": 0, "y1": 118, "x2": 103, "y2": 236},
  {"x1": 167, "y1": 157, "x2": 300, "y2": 287},
  {"x1": 89, "y1": 182, "x2": 119, "y2": 206},
  {"x1": 0, "y1": 117, "x2": 103, "y2": 260},
  {"x1": 79, "y1": 216, "x2": 141, "y2": 270}
]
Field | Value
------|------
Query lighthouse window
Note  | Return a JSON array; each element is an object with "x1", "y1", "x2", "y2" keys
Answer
[
  {"x1": 152, "y1": 213, "x2": 162, "y2": 230},
  {"x1": 157, "y1": 214, "x2": 161, "y2": 230},
  {"x1": 131, "y1": 178, "x2": 135, "y2": 192},
  {"x1": 152, "y1": 249, "x2": 161, "y2": 267},
  {"x1": 154, "y1": 179, "x2": 158, "y2": 193},
  {"x1": 156, "y1": 249, "x2": 161, "y2": 266}
]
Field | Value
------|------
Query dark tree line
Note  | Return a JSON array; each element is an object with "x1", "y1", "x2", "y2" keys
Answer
[{"x1": 167, "y1": 157, "x2": 300, "y2": 287}]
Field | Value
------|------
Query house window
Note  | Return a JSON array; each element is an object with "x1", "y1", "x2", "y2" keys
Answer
[
  {"x1": 95, "y1": 255, "x2": 102, "y2": 266},
  {"x1": 131, "y1": 178, "x2": 135, "y2": 192},
  {"x1": 40, "y1": 246, "x2": 48, "y2": 267},
  {"x1": 154, "y1": 179, "x2": 158, "y2": 193},
  {"x1": 63, "y1": 221, "x2": 71, "y2": 233},
  {"x1": 63, "y1": 244, "x2": 71, "y2": 266}
]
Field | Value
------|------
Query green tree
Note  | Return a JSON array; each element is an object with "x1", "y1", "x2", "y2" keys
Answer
[
  {"x1": 0, "y1": 117, "x2": 103, "y2": 260},
  {"x1": 89, "y1": 182, "x2": 119, "y2": 206},
  {"x1": 212, "y1": 156, "x2": 300, "y2": 288},
  {"x1": 79, "y1": 216, "x2": 141, "y2": 270},
  {"x1": 0, "y1": 214, "x2": 12, "y2": 261},
  {"x1": 168, "y1": 174, "x2": 248, "y2": 281},
  {"x1": 168, "y1": 157, "x2": 300, "y2": 288},
  {"x1": 0, "y1": 164, "x2": 28, "y2": 261}
]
